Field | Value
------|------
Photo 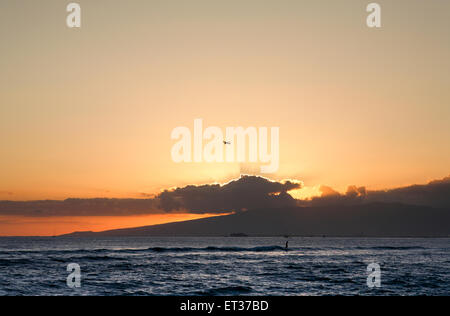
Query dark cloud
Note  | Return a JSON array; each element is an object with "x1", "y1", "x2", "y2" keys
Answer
[
  {"x1": 158, "y1": 175, "x2": 301, "y2": 213},
  {"x1": 365, "y1": 176, "x2": 450, "y2": 208},
  {"x1": 307, "y1": 176, "x2": 450, "y2": 208},
  {"x1": 0, "y1": 198, "x2": 160, "y2": 217}
]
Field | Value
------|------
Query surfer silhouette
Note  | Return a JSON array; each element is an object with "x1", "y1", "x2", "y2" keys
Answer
[{"x1": 285, "y1": 240, "x2": 288, "y2": 250}]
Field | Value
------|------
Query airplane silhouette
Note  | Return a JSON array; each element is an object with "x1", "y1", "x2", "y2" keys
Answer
[{"x1": 223, "y1": 140, "x2": 231, "y2": 145}]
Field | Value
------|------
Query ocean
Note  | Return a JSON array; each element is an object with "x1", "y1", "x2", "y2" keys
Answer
[{"x1": 0, "y1": 237, "x2": 448, "y2": 296}]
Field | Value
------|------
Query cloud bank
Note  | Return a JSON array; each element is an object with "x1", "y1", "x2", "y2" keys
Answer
[
  {"x1": 0, "y1": 175, "x2": 448, "y2": 217},
  {"x1": 307, "y1": 176, "x2": 450, "y2": 208},
  {"x1": 0, "y1": 176, "x2": 301, "y2": 217},
  {"x1": 159, "y1": 175, "x2": 301, "y2": 213}
]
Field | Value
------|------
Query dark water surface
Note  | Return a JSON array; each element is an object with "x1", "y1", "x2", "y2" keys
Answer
[{"x1": 0, "y1": 237, "x2": 448, "y2": 295}]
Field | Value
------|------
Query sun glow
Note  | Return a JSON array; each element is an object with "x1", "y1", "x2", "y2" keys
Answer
[{"x1": 289, "y1": 185, "x2": 322, "y2": 200}]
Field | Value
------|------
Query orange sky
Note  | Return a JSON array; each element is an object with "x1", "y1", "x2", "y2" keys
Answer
[
  {"x1": 0, "y1": 213, "x2": 228, "y2": 237},
  {"x1": 0, "y1": 1, "x2": 449, "y2": 235}
]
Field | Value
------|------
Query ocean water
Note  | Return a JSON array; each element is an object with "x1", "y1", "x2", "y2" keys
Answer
[{"x1": 0, "y1": 237, "x2": 448, "y2": 296}]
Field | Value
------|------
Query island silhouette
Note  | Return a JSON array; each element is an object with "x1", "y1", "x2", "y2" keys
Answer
[{"x1": 60, "y1": 202, "x2": 450, "y2": 237}]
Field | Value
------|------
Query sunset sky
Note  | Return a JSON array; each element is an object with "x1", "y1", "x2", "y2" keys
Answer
[{"x1": 1, "y1": 1, "x2": 449, "y2": 235}]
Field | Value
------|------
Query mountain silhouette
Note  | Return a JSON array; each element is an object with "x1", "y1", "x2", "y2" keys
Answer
[{"x1": 60, "y1": 202, "x2": 450, "y2": 237}]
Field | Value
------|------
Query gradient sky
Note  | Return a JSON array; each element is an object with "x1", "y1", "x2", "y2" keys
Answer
[{"x1": 0, "y1": 1, "x2": 449, "y2": 234}]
